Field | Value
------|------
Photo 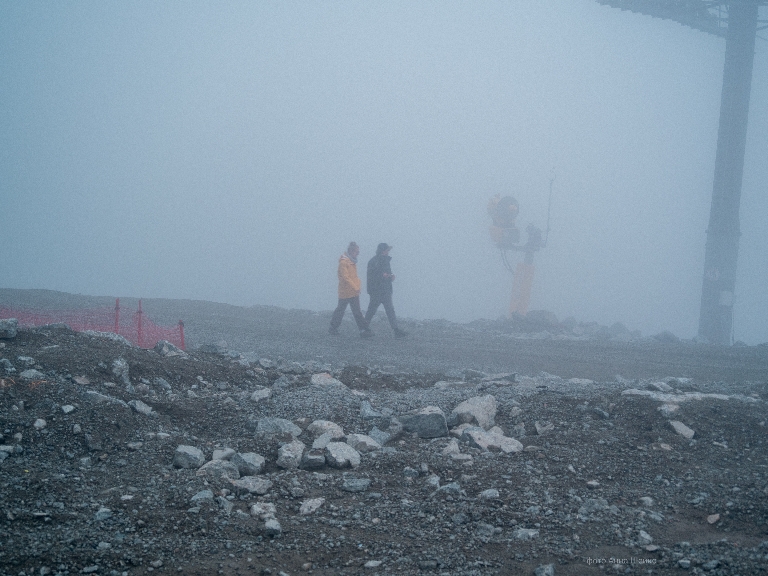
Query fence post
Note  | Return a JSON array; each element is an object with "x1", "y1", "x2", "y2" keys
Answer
[
  {"x1": 178, "y1": 320, "x2": 185, "y2": 351},
  {"x1": 137, "y1": 299, "x2": 143, "y2": 348},
  {"x1": 114, "y1": 298, "x2": 120, "y2": 335}
]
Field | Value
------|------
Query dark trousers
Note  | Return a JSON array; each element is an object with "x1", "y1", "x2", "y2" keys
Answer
[
  {"x1": 330, "y1": 296, "x2": 367, "y2": 331},
  {"x1": 365, "y1": 292, "x2": 399, "y2": 331}
]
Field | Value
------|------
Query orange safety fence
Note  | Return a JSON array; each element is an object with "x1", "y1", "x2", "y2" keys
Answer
[{"x1": 0, "y1": 298, "x2": 184, "y2": 350}]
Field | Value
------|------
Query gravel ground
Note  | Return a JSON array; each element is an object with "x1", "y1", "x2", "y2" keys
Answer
[{"x1": 1, "y1": 289, "x2": 767, "y2": 576}]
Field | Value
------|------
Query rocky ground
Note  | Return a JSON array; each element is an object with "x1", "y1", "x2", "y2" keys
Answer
[{"x1": 1, "y1": 289, "x2": 768, "y2": 576}]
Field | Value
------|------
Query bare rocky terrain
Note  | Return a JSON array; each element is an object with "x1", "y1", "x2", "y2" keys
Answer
[{"x1": 1, "y1": 289, "x2": 768, "y2": 576}]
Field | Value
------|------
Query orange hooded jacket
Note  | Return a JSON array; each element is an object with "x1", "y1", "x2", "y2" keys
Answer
[{"x1": 337, "y1": 253, "x2": 361, "y2": 299}]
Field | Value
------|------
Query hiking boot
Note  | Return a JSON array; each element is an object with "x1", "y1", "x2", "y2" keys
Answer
[{"x1": 394, "y1": 329, "x2": 408, "y2": 338}]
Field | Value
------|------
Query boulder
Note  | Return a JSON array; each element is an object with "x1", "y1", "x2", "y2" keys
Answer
[
  {"x1": 255, "y1": 417, "x2": 301, "y2": 438},
  {"x1": 173, "y1": 445, "x2": 206, "y2": 469},
  {"x1": 447, "y1": 395, "x2": 497, "y2": 429},
  {"x1": 399, "y1": 406, "x2": 448, "y2": 438},
  {"x1": 306, "y1": 420, "x2": 344, "y2": 439},
  {"x1": 232, "y1": 452, "x2": 265, "y2": 476},
  {"x1": 277, "y1": 439, "x2": 305, "y2": 469},
  {"x1": 229, "y1": 476, "x2": 272, "y2": 495},
  {"x1": 0, "y1": 318, "x2": 18, "y2": 339},
  {"x1": 346, "y1": 434, "x2": 381, "y2": 453},
  {"x1": 325, "y1": 442, "x2": 361, "y2": 469},
  {"x1": 195, "y1": 459, "x2": 240, "y2": 482}
]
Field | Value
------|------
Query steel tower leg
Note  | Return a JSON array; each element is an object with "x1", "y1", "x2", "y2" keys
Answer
[{"x1": 698, "y1": 2, "x2": 758, "y2": 345}]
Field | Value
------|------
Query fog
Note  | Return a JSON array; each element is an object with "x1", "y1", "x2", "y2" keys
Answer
[{"x1": 1, "y1": 2, "x2": 766, "y2": 343}]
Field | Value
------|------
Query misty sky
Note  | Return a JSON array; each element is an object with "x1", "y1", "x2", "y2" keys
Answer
[{"x1": 1, "y1": 2, "x2": 766, "y2": 343}]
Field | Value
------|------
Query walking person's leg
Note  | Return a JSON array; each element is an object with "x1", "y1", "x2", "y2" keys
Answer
[
  {"x1": 329, "y1": 299, "x2": 349, "y2": 334},
  {"x1": 382, "y1": 294, "x2": 407, "y2": 337},
  {"x1": 364, "y1": 295, "x2": 382, "y2": 326},
  {"x1": 349, "y1": 296, "x2": 372, "y2": 336}
]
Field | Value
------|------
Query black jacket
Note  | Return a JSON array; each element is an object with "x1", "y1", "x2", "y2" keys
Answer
[{"x1": 366, "y1": 254, "x2": 393, "y2": 296}]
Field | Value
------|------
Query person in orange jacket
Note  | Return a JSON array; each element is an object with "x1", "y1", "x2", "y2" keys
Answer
[{"x1": 329, "y1": 242, "x2": 372, "y2": 337}]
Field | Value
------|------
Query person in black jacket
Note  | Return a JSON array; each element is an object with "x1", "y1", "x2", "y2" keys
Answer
[{"x1": 364, "y1": 243, "x2": 407, "y2": 338}]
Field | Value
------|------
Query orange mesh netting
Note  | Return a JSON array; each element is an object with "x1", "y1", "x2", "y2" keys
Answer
[{"x1": 0, "y1": 298, "x2": 184, "y2": 350}]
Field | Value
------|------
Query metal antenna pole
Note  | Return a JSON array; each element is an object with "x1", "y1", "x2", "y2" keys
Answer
[
  {"x1": 543, "y1": 169, "x2": 555, "y2": 248},
  {"x1": 698, "y1": 2, "x2": 759, "y2": 345}
]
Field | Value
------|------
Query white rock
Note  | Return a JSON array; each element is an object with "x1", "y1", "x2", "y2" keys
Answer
[
  {"x1": 442, "y1": 439, "x2": 461, "y2": 455},
  {"x1": 277, "y1": 439, "x2": 306, "y2": 469},
  {"x1": 310, "y1": 373, "x2": 346, "y2": 388},
  {"x1": 33, "y1": 419, "x2": 46, "y2": 430},
  {"x1": 61, "y1": 405, "x2": 75, "y2": 414},
  {"x1": 250, "y1": 502, "x2": 276, "y2": 519},
  {"x1": 229, "y1": 476, "x2": 272, "y2": 495},
  {"x1": 249, "y1": 387, "x2": 271, "y2": 402},
  {"x1": 264, "y1": 518, "x2": 282, "y2": 536},
  {"x1": 306, "y1": 420, "x2": 344, "y2": 439},
  {"x1": 447, "y1": 395, "x2": 497, "y2": 429},
  {"x1": 195, "y1": 459, "x2": 240, "y2": 482},
  {"x1": 173, "y1": 445, "x2": 206, "y2": 469},
  {"x1": 154, "y1": 340, "x2": 187, "y2": 358},
  {"x1": 534, "y1": 421, "x2": 554, "y2": 435},
  {"x1": 659, "y1": 403, "x2": 680, "y2": 416},
  {"x1": 128, "y1": 399, "x2": 154, "y2": 416},
  {"x1": 512, "y1": 528, "x2": 539, "y2": 540},
  {"x1": 345, "y1": 433, "x2": 381, "y2": 453},
  {"x1": 325, "y1": 442, "x2": 361, "y2": 469},
  {"x1": 232, "y1": 452, "x2": 265, "y2": 476},
  {"x1": 190, "y1": 489, "x2": 214, "y2": 502},
  {"x1": 212, "y1": 448, "x2": 236, "y2": 461},
  {"x1": 480, "y1": 489, "x2": 500, "y2": 499},
  {"x1": 638, "y1": 530, "x2": 653, "y2": 545},
  {"x1": 300, "y1": 498, "x2": 325, "y2": 515},
  {"x1": 650, "y1": 381, "x2": 674, "y2": 392},
  {"x1": 669, "y1": 420, "x2": 695, "y2": 439}
]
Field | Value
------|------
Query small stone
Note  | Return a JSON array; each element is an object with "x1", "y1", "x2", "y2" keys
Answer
[
  {"x1": 342, "y1": 477, "x2": 371, "y2": 492},
  {"x1": 534, "y1": 420, "x2": 554, "y2": 435},
  {"x1": 299, "y1": 498, "x2": 325, "y2": 515},
  {"x1": 534, "y1": 564, "x2": 555, "y2": 576},
  {"x1": 364, "y1": 560, "x2": 382, "y2": 568},
  {"x1": 512, "y1": 528, "x2": 539, "y2": 540},
  {"x1": 310, "y1": 373, "x2": 346, "y2": 388},
  {"x1": 479, "y1": 489, "x2": 499, "y2": 499},
  {"x1": 264, "y1": 518, "x2": 282, "y2": 537},
  {"x1": 586, "y1": 480, "x2": 600, "y2": 489},
  {"x1": 250, "y1": 387, "x2": 271, "y2": 402},
  {"x1": 94, "y1": 507, "x2": 113, "y2": 521},
  {"x1": 659, "y1": 403, "x2": 679, "y2": 416},
  {"x1": 707, "y1": 513, "x2": 720, "y2": 524},
  {"x1": 190, "y1": 490, "x2": 214, "y2": 502},
  {"x1": 250, "y1": 502, "x2": 277, "y2": 519},
  {"x1": 128, "y1": 399, "x2": 154, "y2": 416},
  {"x1": 33, "y1": 418, "x2": 47, "y2": 430}
]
